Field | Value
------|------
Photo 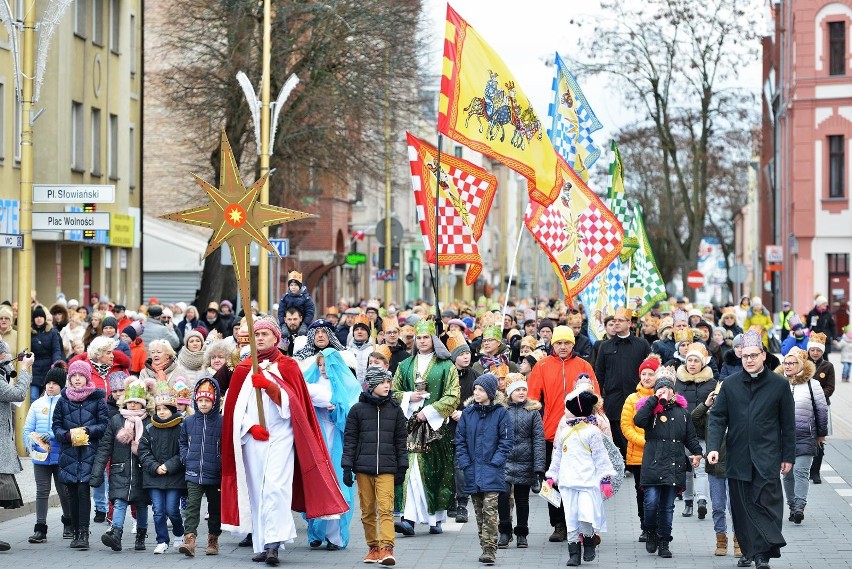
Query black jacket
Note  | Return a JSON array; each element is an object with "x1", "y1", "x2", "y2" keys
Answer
[
  {"x1": 572, "y1": 333, "x2": 594, "y2": 365},
  {"x1": 504, "y1": 399, "x2": 546, "y2": 485},
  {"x1": 179, "y1": 379, "x2": 223, "y2": 485},
  {"x1": 31, "y1": 325, "x2": 63, "y2": 387},
  {"x1": 138, "y1": 412, "x2": 186, "y2": 490},
  {"x1": 91, "y1": 413, "x2": 150, "y2": 503},
  {"x1": 53, "y1": 388, "x2": 110, "y2": 484},
  {"x1": 720, "y1": 349, "x2": 743, "y2": 379},
  {"x1": 388, "y1": 340, "x2": 410, "y2": 375},
  {"x1": 634, "y1": 394, "x2": 702, "y2": 487},
  {"x1": 342, "y1": 392, "x2": 408, "y2": 476},
  {"x1": 707, "y1": 366, "x2": 796, "y2": 482},
  {"x1": 595, "y1": 334, "x2": 651, "y2": 422}
]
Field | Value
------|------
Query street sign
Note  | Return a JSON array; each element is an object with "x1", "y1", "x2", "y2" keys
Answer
[
  {"x1": 32, "y1": 212, "x2": 110, "y2": 231},
  {"x1": 375, "y1": 217, "x2": 404, "y2": 247},
  {"x1": 728, "y1": 263, "x2": 748, "y2": 284},
  {"x1": 33, "y1": 184, "x2": 115, "y2": 203},
  {"x1": 376, "y1": 269, "x2": 398, "y2": 281},
  {"x1": 346, "y1": 252, "x2": 367, "y2": 265},
  {"x1": 268, "y1": 238, "x2": 289, "y2": 257},
  {"x1": 765, "y1": 245, "x2": 783, "y2": 264},
  {"x1": 686, "y1": 270, "x2": 705, "y2": 289},
  {"x1": 0, "y1": 233, "x2": 23, "y2": 249}
]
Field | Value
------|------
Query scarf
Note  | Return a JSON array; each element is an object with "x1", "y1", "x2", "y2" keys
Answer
[
  {"x1": 258, "y1": 345, "x2": 279, "y2": 361},
  {"x1": 294, "y1": 326, "x2": 346, "y2": 360},
  {"x1": 177, "y1": 346, "x2": 205, "y2": 371},
  {"x1": 150, "y1": 356, "x2": 176, "y2": 382},
  {"x1": 92, "y1": 361, "x2": 111, "y2": 378},
  {"x1": 566, "y1": 415, "x2": 598, "y2": 428},
  {"x1": 151, "y1": 411, "x2": 183, "y2": 429},
  {"x1": 66, "y1": 384, "x2": 97, "y2": 402},
  {"x1": 479, "y1": 352, "x2": 509, "y2": 370},
  {"x1": 117, "y1": 408, "x2": 147, "y2": 455}
]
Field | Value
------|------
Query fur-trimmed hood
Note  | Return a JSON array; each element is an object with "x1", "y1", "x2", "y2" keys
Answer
[
  {"x1": 775, "y1": 359, "x2": 816, "y2": 386},
  {"x1": 676, "y1": 364, "x2": 714, "y2": 384},
  {"x1": 508, "y1": 398, "x2": 542, "y2": 412},
  {"x1": 636, "y1": 393, "x2": 688, "y2": 415}
]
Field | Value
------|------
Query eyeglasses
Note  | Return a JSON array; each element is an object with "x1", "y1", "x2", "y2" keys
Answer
[
  {"x1": 782, "y1": 361, "x2": 798, "y2": 366},
  {"x1": 741, "y1": 353, "x2": 763, "y2": 361}
]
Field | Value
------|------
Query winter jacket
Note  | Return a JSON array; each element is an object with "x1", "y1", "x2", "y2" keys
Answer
[
  {"x1": 692, "y1": 399, "x2": 727, "y2": 477},
  {"x1": 674, "y1": 365, "x2": 716, "y2": 423},
  {"x1": 572, "y1": 333, "x2": 594, "y2": 365},
  {"x1": 23, "y1": 393, "x2": 63, "y2": 465},
  {"x1": 179, "y1": 379, "x2": 223, "y2": 485},
  {"x1": 774, "y1": 361, "x2": 829, "y2": 456},
  {"x1": 634, "y1": 394, "x2": 702, "y2": 487},
  {"x1": 810, "y1": 356, "x2": 836, "y2": 405},
  {"x1": 455, "y1": 401, "x2": 513, "y2": 494},
  {"x1": 651, "y1": 336, "x2": 677, "y2": 366},
  {"x1": 128, "y1": 338, "x2": 148, "y2": 374},
  {"x1": 621, "y1": 382, "x2": 655, "y2": 466},
  {"x1": 341, "y1": 392, "x2": 408, "y2": 476},
  {"x1": 806, "y1": 307, "x2": 836, "y2": 344},
  {"x1": 0, "y1": 369, "x2": 32, "y2": 474},
  {"x1": 138, "y1": 412, "x2": 186, "y2": 490},
  {"x1": 139, "y1": 318, "x2": 180, "y2": 351},
  {"x1": 177, "y1": 318, "x2": 208, "y2": 340},
  {"x1": 719, "y1": 349, "x2": 743, "y2": 379},
  {"x1": 595, "y1": 334, "x2": 652, "y2": 428},
  {"x1": 91, "y1": 412, "x2": 150, "y2": 503},
  {"x1": 387, "y1": 340, "x2": 409, "y2": 375},
  {"x1": 504, "y1": 399, "x2": 545, "y2": 485},
  {"x1": 345, "y1": 340, "x2": 374, "y2": 388},
  {"x1": 31, "y1": 324, "x2": 63, "y2": 387},
  {"x1": 527, "y1": 352, "x2": 598, "y2": 441},
  {"x1": 472, "y1": 343, "x2": 519, "y2": 376},
  {"x1": 546, "y1": 419, "x2": 616, "y2": 490},
  {"x1": 707, "y1": 366, "x2": 796, "y2": 482},
  {"x1": 52, "y1": 388, "x2": 109, "y2": 483},
  {"x1": 781, "y1": 333, "x2": 809, "y2": 355},
  {"x1": 278, "y1": 286, "x2": 316, "y2": 328},
  {"x1": 70, "y1": 351, "x2": 132, "y2": 395},
  {"x1": 833, "y1": 335, "x2": 852, "y2": 363},
  {"x1": 744, "y1": 308, "x2": 774, "y2": 348}
]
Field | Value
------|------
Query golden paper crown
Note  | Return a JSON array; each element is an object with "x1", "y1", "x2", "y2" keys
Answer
[
  {"x1": 374, "y1": 344, "x2": 392, "y2": 361},
  {"x1": 445, "y1": 331, "x2": 467, "y2": 354},
  {"x1": 674, "y1": 328, "x2": 695, "y2": 343},
  {"x1": 287, "y1": 271, "x2": 303, "y2": 283}
]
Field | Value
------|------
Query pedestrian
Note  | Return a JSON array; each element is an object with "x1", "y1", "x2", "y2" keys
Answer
[
  {"x1": 177, "y1": 377, "x2": 223, "y2": 557},
  {"x1": 807, "y1": 332, "x2": 835, "y2": 483},
  {"x1": 342, "y1": 366, "x2": 408, "y2": 566},
  {"x1": 277, "y1": 270, "x2": 315, "y2": 331},
  {"x1": 498, "y1": 374, "x2": 545, "y2": 549},
  {"x1": 780, "y1": 314, "x2": 808, "y2": 355},
  {"x1": 775, "y1": 347, "x2": 828, "y2": 524},
  {"x1": 174, "y1": 329, "x2": 207, "y2": 387},
  {"x1": 31, "y1": 304, "x2": 63, "y2": 403},
  {"x1": 707, "y1": 331, "x2": 796, "y2": 569},
  {"x1": 545, "y1": 387, "x2": 616, "y2": 566},
  {"x1": 834, "y1": 325, "x2": 852, "y2": 382},
  {"x1": 721, "y1": 334, "x2": 745, "y2": 379},
  {"x1": 744, "y1": 298, "x2": 773, "y2": 350},
  {"x1": 446, "y1": 331, "x2": 479, "y2": 524},
  {"x1": 455, "y1": 373, "x2": 513, "y2": 565},
  {"x1": 91, "y1": 376, "x2": 154, "y2": 552},
  {"x1": 52, "y1": 359, "x2": 110, "y2": 550},
  {"x1": 634, "y1": 365, "x2": 703, "y2": 559},
  {"x1": 138, "y1": 382, "x2": 187, "y2": 554},
  {"x1": 806, "y1": 296, "x2": 835, "y2": 354},
  {"x1": 23, "y1": 365, "x2": 73, "y2": 544}
]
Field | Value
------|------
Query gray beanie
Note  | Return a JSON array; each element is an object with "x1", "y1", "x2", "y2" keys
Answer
[{"x1": 365, "y1": 366, "x2": 392, "y2": 393}]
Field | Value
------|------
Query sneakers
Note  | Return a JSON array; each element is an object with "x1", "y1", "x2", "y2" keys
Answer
[
  {"x1": 363, "y1": 547, "x2": 381, "y2": 563},
  {"x1": 394, "y1": 519, "x2": 415, "y2": 536},
  {"x1": 154, "y1": 542, "x2": 169, "y2": 554},
  {"x1": 379, "y1": 546, "x2": 396, "y2": 566},
  {"x1": 173, "y1": 535, "x2": 185, "y2": 549},
  {"x1": 697, "y1": 499, "x2": 708, "y2": 519}
]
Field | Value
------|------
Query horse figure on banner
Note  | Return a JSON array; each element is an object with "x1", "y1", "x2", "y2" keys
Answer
[
  {"x1": 463, "y1": 70, "x2": 501, "y2": 133},
  {"x1": 511, "y1": 105, "x2": 543, "y2": 150}
]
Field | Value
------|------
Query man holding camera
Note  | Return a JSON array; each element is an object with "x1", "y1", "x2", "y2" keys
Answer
[{"x1": 140, "y1": 305, "x2": 181, "y2": 351}]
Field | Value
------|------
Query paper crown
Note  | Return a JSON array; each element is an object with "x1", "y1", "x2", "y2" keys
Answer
[
  {"x1": 785, "y1": 347, "x2": 808, "y2": 368},
  {"x1": 672, "y1": 309, "x2": 689, "y2": 324},
  {"x1": 414, "y1": 319, "x2": 436, "y2": 336},
  {"x1": 445, "y1": 331, "x2": 468, "y2": 355},
  {"x1": 400, "y1": 324, "x2": 415, "y2": 336},
  {"x1": 124, "y1": 377, "x2": 151, "y2": 406},
  {"x1": 721, "y1": 307, "x2": 736, "y2": 316},
  {"x1": 674, "y1": 328, "x2": 694, "y2": 343},
  {"x1": 374, "y1": 344, "x2": 392, "y2": 361},
  {"x1": 352, "y1": 313, "x2": 371, "y2": 329},
  {"x1": 808, "y1": 332, "x2": 827, "y2": 352},
  {"x1": 195, "y1": 379, "x2": 216, "y2": 402},
  {"x1": 520, "y1": 335, "x2": 538, "y2": 350},
  {"x1": 482, "y1": 324, "x2": 502, "y2": 341},
  {"x1": 382, "y1": 318, "x2": 399, "y2": 332},
  {"x1": 614, "y1": 307, "x2": 633, "y2": 320},
  {"x1": 741, "y1": 331, "x2": 763, "y2": 350},
  {"x1": 174, "y1": 378, "x2": 192, "y2": 404},
  {"x1": 287, "y1": 271, "x2": 303, "y2": 284},
  {"x1": 154, "y1": 381, "x2": 177, "y2": 408},
  {"x1": 490, "y1": 363, "x2": 510, "y2": 378},
  {"x1": 685, "y1": 342, "x2": 710, "y2": 365}
]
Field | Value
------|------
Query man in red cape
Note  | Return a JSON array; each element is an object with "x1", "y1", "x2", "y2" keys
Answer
[{"x1": 221, "y1": 316, "x2": 348, "y2": 565}]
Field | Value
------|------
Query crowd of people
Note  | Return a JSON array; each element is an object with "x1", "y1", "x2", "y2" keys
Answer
[{"x1": 0, "y1": 280, "x2": 848, "y2": 569}]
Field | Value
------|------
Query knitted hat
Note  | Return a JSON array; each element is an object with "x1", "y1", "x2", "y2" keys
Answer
[
  {"x1": 788, "y1": 312, "x2": 803, "y2": 331},
  {"x1": 741, "y1": 331, "x2": 763, "y2": 351},
  {"x1": 121, "y1": 325, "x2": 137, "y2": 341},
  {"x1": 565, "y1": 389, "x2": 598, "y2": 417},
  {"x1": 0, "y1": 305, "x2": 12, "y2": 321},
  {"x1": 365, "y1": 366, "x2": 392, "y2": 393},
  {"x1": 551, "y1": 326, "x2": 575, "y2": 344},
  {"x1": 574, "y1": 373, "x2": 595, "y2": 392},
  {"x1": 195, "y1": 379, "x2": 216, "y2": 402},
  {"x1": 184, "y1": 329, "x2": 205, "y2": 348},
  {"x1": 287, "y1": 271, "x2": 303, "y2": 285},
  {"x1": 685, "y1": 343, "x2": 710, "y2": 365},
  {"x1": 124, "y1": 377, "x2": 153, "y2": 406},
  {"x1": 154, "y1": 381, "x2": 177, "y2": 409},
  {"x1": 366, "y1": 300, "x2": 381, "y2": 313},
  {"x1": 32, "y1": 305, "x2": 47, "y2": 320},
  {"x1": 538, "y1": 319, "x2": 555, "y2": 332},
  {"x1": 732, "y1": 333, "x2": 744, "y2": 348},
  {"x1": 67, "y1": 360, "x2": 92, "y2": 384},
  {"x1": 688, "y1": 308, "x2": 703, "y2": 319},
  {"x1": 505, "y1": 372, "x2": 527, "y2": 397},
  {"x1": 815, "y1": 295, "x2": 828, "y2": 307},
  {"x1": 45, "y1": 366, "x2": 67, "y2": 389},
  {"x1": 414, "y1": 319, "x2": 436, "y2": 336},
  {"x1": 482, "y1": 324, "x2": 502, "y2": 342},
  {"x1": 446, "y1": 331, "x2": 470, "y2": 360},
  {"x1": 807, "y1": 332, "x2": 827, "y2": 353},
  {"x1": 174, "y1": 378, "x2": 192, "y2": 405},
  {"x1": 254, "y1": 317, "x2": 282, "y2": 343},
  {"x1": 653, "y1": 366, "x2": 677, "y2": 391},
  {"x1": 473, "y1": 373, "x2": 498, "y2": 401},
  {"x1": 101, "y1": 316, "x2": 118, "y2": 330},
  {"x1": 638, "y1": 354, "x2": 662, "y2": 375},
  {"x1": 108, "y1": 371, "x2": 128, "y2": 392},
  {"x1": 446, "y1": 318, "x2": 466, "y2": 331}
]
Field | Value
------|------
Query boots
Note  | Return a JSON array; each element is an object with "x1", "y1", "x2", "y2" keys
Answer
[
  {"x1": 697, "y1": 499, "x2": 708, "y2": 519},
  {"x1": 76, "y1": 527, "x2": 90, "y2": 550},
  {"x1": 205, "y1": 534, "x2": 220, "y2": 555},
  {"x1": 733, "y1": 535, "x2": 742, "y2": 557},
  {"x1": 0, "y1": 539, "x2": 9, "y2": 551},
  {"x1": 70, "y1": 527, "x2": 83, "y2": 549},
  {"x1": 516, "y1": 535, "x2": 528, "y2": 548},
  {"x1": 566, "y1": 542, "x2": 582, "y2": 566},
  {"x1": 715, "y1": 533, "x2": 728, "y2": 556},
  {"x1": 101, "y1": 526, "x2": 123, "y2": 551},
  {"x1": 645, "y1": 530, "x2": 658, "y2": 554},
  {"x1": 582, "y1": 535, "x2": 596, "y2": 562},
  {"x1": 178, "y1": 532, "x2": 196, "y2": 556},
  {"x1": 549, "y1": 523, "x2": 567, "y2": 542},
  {"x1": 455, "y1": 506, "x2": 469, "y2": 523},
  {"x1": 497, "y1": 532, "x2": 511, "y2": 548},
  {"x1": 478, "y1": 547, "x2": 496, "y2": 565},
  {"x1": 28, "y1": 522, "x2": 48, "y2": 543},
  {"x1": 682, "y1": 500, "x2": 693, "y2": 517},
  {"x1": 792, "y1": 504, "x2": 805, "y2": 524},
  {"x1": 657, "y1": 538, "x2": 672, "y2": 558},
  {"x1": 62, "y1": 515, "x2": 73, "y2": 539},
  {"x1": 134, "y1": 528, "x2": 147, "y2": 550}
]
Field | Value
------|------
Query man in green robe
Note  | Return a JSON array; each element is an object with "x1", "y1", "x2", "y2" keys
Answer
[{"x1": 393, "y1": 319, "x2": 460, "y2": 535}]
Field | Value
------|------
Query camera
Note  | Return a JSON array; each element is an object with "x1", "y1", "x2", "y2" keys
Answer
[{"x1": 16, "y1": 349, "x2": 32, "y2": 361}]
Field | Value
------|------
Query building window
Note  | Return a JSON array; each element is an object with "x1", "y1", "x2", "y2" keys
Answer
[
  {"x1": 92, "y1": 0, "x2": 103, "y2": 46},
  {"x1": 829, "y1": 135, "x2": 845, "y2": 198},
  {"x1": 91, "y1": 107, "x2": 101, "y2": 176},
  {"x1": 129, "y1": 124, "x2": 136, "y2": 190},
  {"x1": 75, "y1": 0, "x2": 87, "y2": 38},
  {"x1": 109, "y1": 0, "x2": 120, "y2": 53},
  {"x1": 829, "y1": 22, "x2": 846, "y2": 76},
  {"x1": 108, "y1": 113, "x2": 118, "y2": 179},
  {"x1": 72, "y1": 101, "x2": 84, "y2": 171},
  {"x1": 129, "y1": 13, "x2": 136, "y2": 74},
  {"x1": 828, "y1": 253, "x2": 849, "y2": 274}
]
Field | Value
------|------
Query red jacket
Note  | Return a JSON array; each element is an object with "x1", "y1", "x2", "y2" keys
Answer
[
  {"x1": 221, "y1": 350, "x2": 348, "y2": 525},
  {"x1": 527, "y1": 352, "x2": 599, "y2": 441}
]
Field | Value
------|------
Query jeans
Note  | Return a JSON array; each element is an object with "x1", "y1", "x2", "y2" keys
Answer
[
  {"x1": 92, "y1": 469, "x2": 109, "y2": 513},
  {"x1": 708, "y1": 474, "x2": 733, "y2": 535},
  {"x1": 497, "y1": 483, "x2": 531, "y2": 536},
  {"x1": 357, "y1": 473, "x2": 395, "y2": 548},
  {"x1": 643, "y1": 485, "x2": 677, "y2": 540},
  {"x1": 112, "y1": 497, "x2": 149, "y2": 531},
  {"x1": 149, "y1": 488, "x2": 185, "y2": 544},
  {"x1": 684, "y1": 450, "x2": 708, "y2": 502},
  {"x1": 66, "y1": 482, "x2": 91, "y2": 529},
  {"x1": 782, "y1": 454, "x2": 814, "y2": 509},
  {"x1": 30, "y1": 384, "x2": 42, "y2": 404},
  {"x1": 184, "y1": 482, "x2": 221, "y2": 536},
  {"x1": 33, "y1": 464, "x2": 70, "y2": 524},
  {"x1": 842, "y1": 361, "x2": 851, "y2": 379}
]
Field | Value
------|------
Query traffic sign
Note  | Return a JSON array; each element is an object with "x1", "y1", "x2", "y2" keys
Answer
[
  {"x1": 686, "y1": 270, "x2": 705, "y2": 289},
  {"x1": 32, "y1": 212, "x2": 110, "y2": 231},
  {"x1": 0, "y1": 233, "x2": 23, "y2": 249},
  {"x1": 376, "y1": 269, "x2": 398, "y2": 281},
  {"x1": 728, "y1": 263, "x2": 748, "y2": 284},
  {"x1": 268, "y1": 238, "x2": 289, "y2": 257},
  {"x1": 33, "y1": 184, "x2": 115, "y2": 203},
  {"x1": 346, "y1": 252, "x2": 367, "y2": 265}
]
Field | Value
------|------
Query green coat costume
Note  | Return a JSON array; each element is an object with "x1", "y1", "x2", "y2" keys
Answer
[{"x1": 393, "y1": 351, "x2": 460, "y2": 515}]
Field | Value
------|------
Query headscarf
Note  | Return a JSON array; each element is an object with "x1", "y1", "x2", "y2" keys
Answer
[{"x1": 294, "y1": 321, "x2": 346, "y2": 360}]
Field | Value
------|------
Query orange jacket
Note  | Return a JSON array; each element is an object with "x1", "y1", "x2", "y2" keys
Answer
[
  {"x1": 527, "y1": 352, "x2": 598, "y2": 441},
  {"x1": 128, "y1": 338, "x2": 148, "y2": 375},
  {"x1": 621, "y1": 382, "x2": 656, "y2": 466}
]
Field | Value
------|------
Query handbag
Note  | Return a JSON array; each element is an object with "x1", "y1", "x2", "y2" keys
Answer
[{"x1": 406, "y1": 415, "x2": 443, "y2": 453}]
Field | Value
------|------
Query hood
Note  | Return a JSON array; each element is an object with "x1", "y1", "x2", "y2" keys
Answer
[
  {"x1": 676, "y1": 365, "x2": 714, "y2": 384},
  {"x1": 775, "y1": 359, "x2": 816, "y2": 386},
  {"x1": 636, "y1": 393, "x2": 688, "y2": 414},
  {"x1": 192, "y1": 376, "x2": 222, "y2": 413},
  {"x1": 407, "y1": 335, "x2": 452, "y2": 360},
  {"x1": 358, "y1": 390, "x2": 400, "y2": 406},
  {"x1": 464, "y1": 390, "x2": 508, "y2": 408}
]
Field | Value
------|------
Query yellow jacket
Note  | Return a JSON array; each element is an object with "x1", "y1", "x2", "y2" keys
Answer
[
  {"x1": 621, "y1": 382, "x2": 656, "y2": 466},
  {"x1": 744, "y1": 308, "x2": 773, "y2": 348}
]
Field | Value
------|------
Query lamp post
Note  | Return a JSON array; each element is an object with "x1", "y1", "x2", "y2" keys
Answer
[{"x1": 383, "y1": 46, "x2": 392, "y2": 306}]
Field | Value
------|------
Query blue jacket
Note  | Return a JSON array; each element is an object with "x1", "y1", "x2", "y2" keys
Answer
[
  {"x1": 278, "y1": 285, "x2": 315, "y2": 327},
  {"x1": 781, "y1": 334, "x2": 808, "y2": 355},
  {"x1": 455, "y1": 401, "x2": 513, "y2": 494},
  {"x1": 52, "y1": 388, "x2": 109, "y2": 483},
  {"x1": 179, "y1": 378, "x2": 223, "y2": 485},
  {"x1": 23, "y1": 393, "x2": 62, "y2": 465}
]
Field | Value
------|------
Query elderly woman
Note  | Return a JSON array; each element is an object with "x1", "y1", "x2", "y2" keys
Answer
[
  {"x1": 0, "y1": 304, "x2": 18, "y2": 354},
  {"x1": 139, "y1": 339, "x2": 180, "y2": 386},
  {"x1": 174, "y1": 329, "x2": 207, "y2": 387},
  {"x1": 203, "y1": 339, "x2": 230, "y2": 377},
  {"x1": 775, "y1": 347, "x2": 828, "y2": 523}
]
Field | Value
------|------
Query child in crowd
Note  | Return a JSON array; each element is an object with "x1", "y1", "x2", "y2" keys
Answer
[
  {"x1": 178, "y1": 377, "x2": 223, "y2": 557},
  {"x1": 545, "y1": 388, "x2": 616, "y2": 566},
  {"x1": 342, "y1": 366, "x2": 408, "y2": 566},
  {"x1": 52, "y1": 360, "x2": 110, "y2": 550},
  {"x1": 834, "y1": 325, "x2": 852, "y2": 382},
  {"x1": 518, "y1": 349, "x2": 545, "y2": 377},
  {"x1": 174, "y1": 378, "x2": 194, "y2": 417},
  {"x1": 277, "y1": 271, "x2": 315, "y2": 332},
  {"x1": 447, "y1": 331, "x2": 479, "y2": 524},
  {"x1": 498, "y1": 374, "x2": 545, "y2": 549},
  {"x1": 92, "y1": 377, "x2": 154, "y2": 551},
  {"x1": 455, "y1": 373, "x2": 512, "y2": 566},
  {"x1": 138, "y1": 382, "x2": 186, "y2": 554},
  {"x1": 23, "y1": 365, "x2": 72, "y2": 543},
  {"x1": 368, "y1": 351, "x2": 390, "y2": 370}
]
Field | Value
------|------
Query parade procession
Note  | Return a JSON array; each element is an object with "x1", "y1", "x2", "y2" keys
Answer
[{"x1": 0, "y1": 1, "x2": 851, "y2": 569}]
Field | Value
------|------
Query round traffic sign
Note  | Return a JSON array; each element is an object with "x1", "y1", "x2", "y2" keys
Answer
[
  {"x1": 687, "y1": 270, "x2": 705, "y2": 289},
  {"x1": 728, "y1": 263, "x2": 748, "y2": 284}
]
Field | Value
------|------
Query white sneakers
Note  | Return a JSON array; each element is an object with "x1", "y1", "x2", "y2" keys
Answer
[
  {"x1": 154, "y1": 542, "x2": 169, "y2": 554},
  {"x1": 173, "y1": 536, "x2": 185, "y2": 549}
]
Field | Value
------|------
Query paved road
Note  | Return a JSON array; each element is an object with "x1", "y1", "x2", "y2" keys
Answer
[{"x1": 2, "y1": 353, "x2": 850, "y2": 567}]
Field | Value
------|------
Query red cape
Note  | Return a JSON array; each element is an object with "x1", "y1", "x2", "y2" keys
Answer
[{"x1": 221, "y1": 350, "x2": 348, "y2": 526}]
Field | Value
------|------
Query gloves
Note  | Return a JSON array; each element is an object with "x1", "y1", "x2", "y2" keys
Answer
[
  {"x1": 394, "y1": 471, "x2": 406, "y2": 486},
  {"x1": 531, "y1": 473, "x2": 544, "y2": 494},
  {"x1": 600, "y1": 481, "x2": 613, "y2": 499},
  {"x1": 342, "y1": 468, "x2": 354, "y2": 488},
  {"x1": 248, "y1": 425, "x2": 270, "y2": 441},
  {"x1": 252, "y1": 373, "x2": 272, "y2": 390},
  {"x1": 546, "y1": 478, "x2": 555, "y2": 488},
  {"x1": 63, "y1": 432, "x2": 72, "y2": 443}
]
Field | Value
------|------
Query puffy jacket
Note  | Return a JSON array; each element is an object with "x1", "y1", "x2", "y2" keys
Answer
[
  {"x1": 527, "y1": 352, "x2": 598, "y2": 441},
  {"x1": 277, "y1": 286, "x2": 315, "y2": 328},
  {"x1": 23, "y1": 393, "x2": 63, "y2": 465},
  {"x1": 634, "y1": 394, "x2": 702, "y2": 487},
  {"x1": 138, "y1": 412, "x2": 186, "y2": 490},
  {"x1": 52, "y1": 388, "x2": 109, "y2": 483},
  {"x1": 31, "y1": 325, "x2": 63, "y2": 387},
  {"x1": 128, "y1": 338, "x2": 148, "y2": 374},
  {"x1": 621, "y1": 382, "x2": 656, "y2": 466},
  {"x1": 720, "y1": 349, "x2": 743, "y2": 379},
  {"x1": 651, "y1": 336, "x2": 677, "y2": 366},
  {"x1": 744, "y1": 308, "x2": 773, "y2": 348},
  {"x1": 774, "y1": 361, "x2": 829, "y2": 456},
  {"x1": 91, "y1": 412, "x2": 149, "y2": 503},
  {"x1": 179, "y1": 378, "x2": 223, "y2": 485},
  {"x1": 674, "y1": 364, "x2": 716, "y2": 422},
  {"x1": 811, "y1": 356, "x2": 835, "y2": 405},
  {"x1": 455, "y1": 401, "x2": 513, "y2": 494},
  {"x1": 781, "y1": 333, "x2": 808, "y2": 355},
  {"x1": 504, "y1": 399, "x2": 545, "y2": 485},
  {"x1": 342, "y1": 392, "x2": 408, "y2": 476}
]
